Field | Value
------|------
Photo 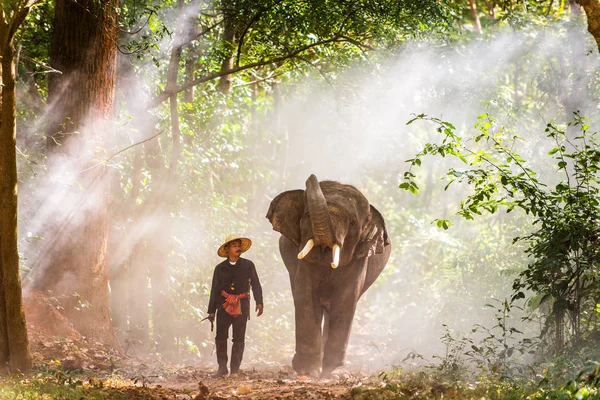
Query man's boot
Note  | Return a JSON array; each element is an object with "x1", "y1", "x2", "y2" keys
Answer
[
  {"x1": 230, "y1": 342, "x2": 245, "y2": 375},
  {"x1": 212, "y1": 340, "x2": 229, "y2": 378}
]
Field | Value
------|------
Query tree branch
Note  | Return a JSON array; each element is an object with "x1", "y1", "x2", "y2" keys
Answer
[
  {"x1": 148, "y1": 36, "x2": 343, "y2": 108},
  {"x1": 293, "y1": 55, "x2": 333, "y2": 87},
  {"x1": 232, "y1": 70, "x2": 284, "y2": 87},
  {"x1": 235, "y1": 0, "x2": 285, "y2": 68},
  {"x1": 78, "y1": 130, "x2": 165, "y2": 174}
]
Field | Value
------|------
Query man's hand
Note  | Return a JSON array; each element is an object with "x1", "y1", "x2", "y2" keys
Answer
[
  {"x1": 207, "y1": 313, "x2": 215, "y2": 323},
  {"x1": 256, "y1": 304, "x2": 263, "y2": 317}
]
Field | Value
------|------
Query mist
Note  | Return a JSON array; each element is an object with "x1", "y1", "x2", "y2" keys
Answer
[
  {"x1": 17, "y1": 15, "x2": 600, "y2": 374},
  {"x1": 237, "y1": 24, "x2": 599, "y2": 370}
]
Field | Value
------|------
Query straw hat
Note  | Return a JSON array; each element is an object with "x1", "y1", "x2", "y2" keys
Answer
[{"x1": 217, "y1": 234, "x2": 252, "y2": 257}]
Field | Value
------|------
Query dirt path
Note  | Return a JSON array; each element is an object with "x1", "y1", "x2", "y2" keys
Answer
[
  {"x1": 153, "y1": 366, "x2": 378, "y2": 399},
  {"x1": 26, "y1": 333, "x2": 390, "y2": 399}
]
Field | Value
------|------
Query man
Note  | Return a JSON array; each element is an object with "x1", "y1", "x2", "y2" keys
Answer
[{"x1": 207, "y1": 235, "x2": 263, "y2": 377}]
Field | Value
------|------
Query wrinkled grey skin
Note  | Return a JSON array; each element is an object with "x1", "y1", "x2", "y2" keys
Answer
[{"x1": 266, "y1": 175, "x2": 391, "y2": 378}]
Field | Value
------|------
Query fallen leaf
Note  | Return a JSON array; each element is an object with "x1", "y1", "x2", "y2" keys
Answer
[
  {"x1": 197, "y1": 381, "x2": 209, "y2": 398},
  {"x1": 236, "y1": 385, "x2": 252, "y2": 395}
]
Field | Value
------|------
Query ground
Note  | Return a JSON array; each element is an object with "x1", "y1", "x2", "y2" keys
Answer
[
  {"x1": 9, "y1": 330, "x2": 405, "y2": 400},
  {"x1": 4, "y1": 329, "x2": 548, "y2": 399},
  {"x1": 11, "y1": 293, "x2": 462, "y2": 399}
]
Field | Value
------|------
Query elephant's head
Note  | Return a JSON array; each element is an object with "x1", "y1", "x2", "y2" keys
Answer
[{"x1": 266, "y1": 175, "x2": 389, "y2": 267}]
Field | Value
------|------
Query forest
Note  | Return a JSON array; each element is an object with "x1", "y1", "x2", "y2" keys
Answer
[{"x1": 2, "y1": 0, "x2": 600, "y2": 398}]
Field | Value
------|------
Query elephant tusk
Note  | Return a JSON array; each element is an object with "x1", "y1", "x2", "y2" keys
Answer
[
  {"x1": 297, "y1": 239, "x2": 315, "y2": 259},
  {"x1": 331, "y1": 244, "x2": 340, "y2": 268}
]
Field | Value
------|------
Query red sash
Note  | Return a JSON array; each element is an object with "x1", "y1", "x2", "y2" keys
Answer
[{"x1": 221, "y1": 290, "x2": 248, "y2": 317}]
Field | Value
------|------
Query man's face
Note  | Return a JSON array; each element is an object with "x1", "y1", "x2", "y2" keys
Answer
[{"x1": 227, "y1": 240, "x2": 243, "y2": 258}]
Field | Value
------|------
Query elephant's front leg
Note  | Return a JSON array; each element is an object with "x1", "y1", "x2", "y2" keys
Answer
[
  {"x1": 321, "y1": 301, "x2": 357, "y2": 377},
  {"x1": 321, "y1": 261, "x2": 366, "y2": 377},
  {"x1": 291, "y1": 263, "x2": 323, "y2": 376}
]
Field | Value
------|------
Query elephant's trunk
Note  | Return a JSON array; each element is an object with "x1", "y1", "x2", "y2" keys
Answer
[{"x1": 306, "y1": 174, "x2": 335, "y2": 247}]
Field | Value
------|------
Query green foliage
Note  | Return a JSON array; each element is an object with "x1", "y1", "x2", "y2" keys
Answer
[
  {"x1": 422, "y1": 297, "x2": 535, "y2": 383},
  {"x1": 115, "y1": 0, "x2": 457, "y2": 87},
  {"x1": 10, "y1": 0, "x2": 599, "y2": 372},
  {"x1": 528, "y1": 361, "x2": 600, "y2": 399},
  {"x1": 402, "y1": 112, "x2": 600, "y2": 352}
]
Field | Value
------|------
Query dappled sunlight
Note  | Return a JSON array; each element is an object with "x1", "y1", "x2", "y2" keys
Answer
[{"x1": 4, "y1": 0, "x2": 600, "y2": 398}]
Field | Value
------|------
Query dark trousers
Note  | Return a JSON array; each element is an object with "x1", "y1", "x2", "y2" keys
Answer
[{"x1": 215, "y1": 308, "x2": 248, "y2": 343}]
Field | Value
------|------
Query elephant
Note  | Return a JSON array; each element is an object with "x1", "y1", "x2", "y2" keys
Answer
[{"x1": 266, "y1": 174, "x2": 391, "y2": 378}]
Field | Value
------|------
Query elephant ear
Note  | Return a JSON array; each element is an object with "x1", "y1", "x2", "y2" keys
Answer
[
  {"x1": 355, "y1": 205, "x2": 390, "y2": 259},
  {"x1": 266, "y1": 190, "x2": 304, "y2": 248}
]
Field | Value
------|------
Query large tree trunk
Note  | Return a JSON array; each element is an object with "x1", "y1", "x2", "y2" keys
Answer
[
  {"x1": 31, "y1": 0, "x2": 119, "y2": 347},
  {"x1": 576, "y1": 0, "x2": 600, "y2": 52},
  {"x1": 0, "y1": 7, "x2": 33, "y2": 373}
]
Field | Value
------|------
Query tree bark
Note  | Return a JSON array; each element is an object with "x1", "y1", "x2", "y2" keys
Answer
[
  {"x1": 0, "y1": 4, "x2": 33, "y2": 373},
  {"x1": 272, "y1": 81, "x2": 289, "y2": 191},
  {"x1": 183, "y1": 52, "x2": 197, "y2": 147},
  {"x1": 31, "y1": 0, "x2": 120, "y2": 347},
  {"x1": 218, "y1": 4, "x2": 236, "y2": 94},
  {"x1": 484, "y1": 0, "x2": 495, "y2": 18},
  {"x1": 555, "y1": 310, "x2": 564, "y2": 355},
  {"x1": 141, "y1": 0, "x2": 191, "y2": 358},
  {"x1": 576, "y1": 0, "x2": 600, "y2": 52},
  {"x1": 184, "y1": 56, "x2": 196, "y2": 104},
  {"x1": 468, "y1": 0, "x2": 483, "y2": 35}
]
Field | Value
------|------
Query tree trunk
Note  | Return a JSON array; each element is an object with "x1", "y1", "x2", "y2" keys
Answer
[
  {"x1": 555, "y1": 310, "x2": 564, "y2": 355},
  {"x1": 468, "y1": 0, "x2": 483, "y2": 35},
  {"x1": 31, "y1": 0, "x2": 120, "y2": 347},
  {"x1": 184, "y1": 55, "x2": 196, "y2": 104},
  {"x1": 484, "y1": 0, "x2": 495, "y2": 18},
  {"x1": 107, "y1": 53, "x2": 134, "y2": 342},
  {"x1": 0, "y1": 8, "x2": 32, "y2": 373},
  {"x1": 513, "y1": 61, "x2": 521, "y2": 109},
  {"x1": 576, "y1": 0, "x2": 600, "y2": 52},
  {"x1": 143, "y1": 0, "x2": 192, "y2": 357},
  {"x1": 183, "y1": 53, "x2": 196, "y2": 147},
  {"x1": 218, "y1": 2, "x2": 236, "y2": 94},
  {"x1": 127, "y1": 239, "x2": 150, "y2": 353},
  {"x1": 108, "y1": 167, "x2": 127, "y2": 339},
  {"x1": 272, "y1": 81, "x2": 289, "y2": 191}
]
